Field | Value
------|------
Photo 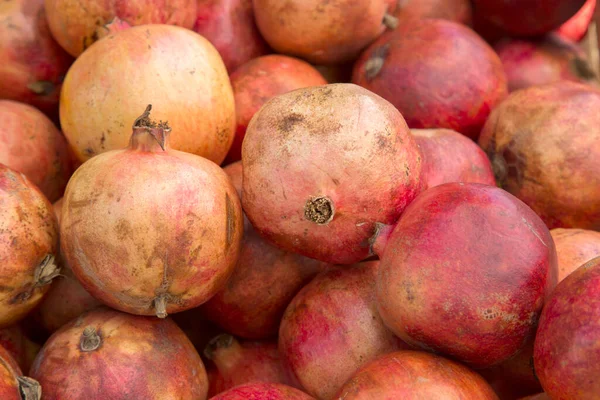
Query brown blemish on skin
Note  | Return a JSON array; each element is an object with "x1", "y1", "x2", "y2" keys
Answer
[
  {"x1": 225, "y1": 193, "x2": 235, "y2": 250},
  {"x1": 278, "y1": 113, "x2": 305, "y2": 134}
]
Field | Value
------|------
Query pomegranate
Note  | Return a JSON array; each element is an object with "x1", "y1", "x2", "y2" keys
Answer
[
  {"x1": 472, "y1": 0, "x2": 586, "y2": 36},
  {"x1": 225, "y1": 55, "x2": 327, "y2": 164},
  {"x1": 534, "y1": 256, "x2": 600, "y2": 399},
  {"x1": 253, "y1": 0, "x2": 398, "y2": 64},
  {"x1": 335, "y1": 351, "x2": 497, "y2": 399},
  {"x1": 60, "y1": 24, "x2": 235, "y2": 164},
  {"x1": 551, "y1": 228, "x2": 600, "y2": 282},
  {"x1": 45, "y1": 0, "x2": 197, "y2": 57},
  {"x1": 0, "y1": 164, "x2": 59, "y2": 328},
  {"x1": 201, "y1": 162, "x2": 326, "y2": 338},
  {"x1": 0, "y1": 344, "x2": 40, "y2": 400},
  {"x1": 556, "y1": 0, "x2": 596, "y2": 41},
  {"x1": 412, "y1": 128, "x2": 496, "y2": 191},
  {"x1": 210, "y1": 383, "x2": 314, "y2": 400},
  {"x1": 194, "y1": 0, "x2": 269, "y2": 73},
  {"x1": 60, "y1": 105, "x2": 243, "y2": 318},
  {"x1": 393, "y1": 0, "x2": 473, "y2": 26},
  {"x1": 495, "y1": 34, "x2": 598, "y2": 92},
  {"x1": 375, "y1": 183, "x2": 557, "y2": 368},
  {"x1": 242, "y1": 84, "x2": 422, "y2": 265},
  {"x1": 279, "y1": 261, "x2": 405, "y2": 399},
  {"x1": 0, "y1": 100, "x2": 72, "y2": 202},
  {"x1": 30, "y1": 307, "x2": 208, "y2": 399},
  {"x1": 352, "y1": 19, "x2": 507, "y2": 140},
  {"x1": 205, "y1": 334, "x2": 295, "y2": 397},
  {"x1": 478, "y1": 82, "x2": 600, "y2": 230},
  {"x1": 0, "y1": 0, "x2": 73, "y2": 117},
  {"x1": 0, "y1": 325, "x2": 41, "y2": 374}
]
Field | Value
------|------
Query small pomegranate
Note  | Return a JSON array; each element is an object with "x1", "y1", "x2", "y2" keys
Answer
[
  {"x1": 551, "y1": 228, "x2": 600, "y2": 282},
  {"x1": 534, "y1": 256, "x2": 600, "y2": 399},
  {"x1": 279, "y1": 261, "x2": 405, "y2": 399},
  {"x1": 0, "y1": 164, "x2": 59, "y2": 328},
  {"x1": 210, "y1": 383, "x2": 315, "y2": 400},
  {"x1": 478, "y1": 82, "x2": 600, "y2": 230},
  {"x1": 0, "y1": 325, "x2": 41, "y2": 374},
  {"x1": 393, "y1": 0, "x2": 473, "y2": 26},
  {"x1": 253, "y1": 0, "x2": 398, "y2": 64},
  {"x1": 353, "y1": 19, "x2": 508, "y2": 140},
  {"x1": 335, "y1": 350, "x2": 498, "y2": 399},
  {"x1": 60, "y1": 24, "x2": 235, "y2": 164},
  {"x1": 225, "y1": 55, "x2": 327, "y2": 164},
  {"x1": 194, "y1": 0, "x2": 269, "y2": 73},
  {"x1": 0, "y1": 0, "x2": 73, "y2": 117},
  {"x1": 0, "y1": 344, "x2": 40, "y2": 400},
  {"x1": 30, "y1": 307, "x2": 208, "y2": 399},
  {"x1": 412, "y1": 128, "x2": 496, "y2": 191},
  {"x1": 44, "y1": 0, "x2": 197, "y2": 57},
  {"x1": 556, "y1": 0, "x2": 596, "y2": 41},
  {"x1": 0, "y1": 100, "x2": 72, "y2": 202},
  {"x1": 60, "y1": 105, "x2": 243, "y2": 318},
  {"x1": 375, "y1": 183, "x2": 557, "y2": 368},
  {"x1": 201, "y1": 162, "x2": 326, "y2": 338},
  {"x1": 242, "y1": 84, "x2": 422, "y2": 265}
]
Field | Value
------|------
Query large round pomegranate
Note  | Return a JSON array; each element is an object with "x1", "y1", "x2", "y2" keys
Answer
[
  {"x1": 0, "y1": 344, "x2": 40, "y2": 400},
  {"x1": 45, "y1": 0, "x2": 197, "y2": 57},
  {"x1": 352, "y1": 19, "x2": 508, "y2": 140},
  {"x1": 210, "y1": 383, "x2": 314, "y2": 400},
  {"x1": 0, "y1": 100, "x2": 71, "y2": 202},
  {"x1": 375, "y1": 183, "x2": 557, "y2": 368},
  {"x1": 242, "y1": 84, "x2": 422, "y2": 265},
  {"x1": 60, "y1": 24, "x2": 235, "y2": 164},
  {"x1": 225, "y1": 55, "x2": 327, "y2": 164},
  {"x1": 0, "y1": 164, "x2": 59, "y2": 328},
  {"x1": 551, "y1": 228, "x2": 600, "y2": 282},
  {"x1": 0, "y1": 0, "x2": 73, "y2": 117},
  {"x1": 556, "y1": 0, "x2": 596, "y2": 41},
  {"x1": 201, "y1": 162, "x2": 326, "y2": 338},
  {"x1": 253, "y1": 0, "x2": 397, "y2": 64},
  {"x1": 393, "y1": 0, "x2": 473, "y2": 26},
  {"x1": 478, "y1": 82, "x2": 600, "y2": 230},
  {"x1": 60, "y1": 105, "x2": 243, "y2": 318},
  {"x1": 534, "y1": 256, "x2": 600, "y2": 399},
  {"x1": 30, "y1": 307, "x2": 208, "y2": 399}
]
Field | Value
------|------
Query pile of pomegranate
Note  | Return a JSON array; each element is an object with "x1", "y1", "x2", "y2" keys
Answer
[{"x1": 1, "y1": 0, "x2": 599, "y2": 399}]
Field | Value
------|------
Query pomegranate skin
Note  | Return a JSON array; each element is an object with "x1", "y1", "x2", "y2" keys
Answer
[
  {"x1": 30, "y1": 307, "x2": 208, "y2": 399},
  {"x1": 495, "y1": 34, "x2": 598, "y2": 92},
  {"x1": 242, "y1": 84, "x2": 422, "y2": 265},
  {"x1": 393, "y1": 0, "x2": 473, "y2": 26},
  {"x1": 534, "y1": 257, "x2": 600, "y2": 399},
  {"x1": 194, "y1": 0, "x2": 269, "y2": 73},
  {"x1": 334, "y1": 351, "x2": 498, "y2": 399},
  {"x1": 210, "y1": 382, "x2": 315, "y2": 400},
  {"x1": 60, "y1": 24, "x2": 235, "y2": 165},
  {"x1": 0, "y1": 344, "x2": 40, "y2": 400},
  {"x1": 376, "y1": 183, "x2": 558, "y2": 368},
  {"x1": 412, "y1": 128, "x2": 496, "y2": 191},
  {"x1": 0, "y1": 165, "x2": 59, "y2": 328},
  {"x1": 556, "y1": 0, "x2": 596, "y2": 41},
  {"x1": 551, "y1": 228, "x2": 600, "y2": 283},
  {"x1": 352, "y1": 19, "x2": 508, "y2": 140},
  {"x1": 201, "y1": 162, "x2": 326, "y2": 338},
  {"x1": 472, "y1": 0, "x2": 587, "y2": 36},
  {"x1": 0, "y1": 100, "x2": 72, "y2": 202},
  {"x1": 253, "y1": 0, "x2": 395, "y2": 65},
  {"x1": 44, "y1": 0, "x2": 197, "y2": 57},
  {"x1": 478, "y1": 82, "x2": 600, "y2": 230},
  {"x1": 0, "y1": 0, "x2": 73, "y2": 117},
  {"x1": 279, "y1": 261, "x2": 405, "y2": 399},
  {"x1": 225, "y1": 55, "x2": 327, "y2": 164},
  {"x1": 60, "y1": 107, "x2": 243, "y2": 318},
  {"x1": 0, "y1": 325, "x2": 41, "y2": 374}
]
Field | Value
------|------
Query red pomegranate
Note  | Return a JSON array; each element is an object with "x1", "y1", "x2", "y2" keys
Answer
[
  {"x1": 253, "y1": 0, "x2": 398, "y2": 64},
  {"x1": 279, "y1": 261, "x2": 405, "y2": 399},
  {"x1": 375, "y1": 183, "x2": 557, "y2": 368},
  {"x1": 0, "y1": 344, "x2": 40, "y2": 400},
  {"x1": 60, "y1": 24, "x2": 235, "y2": 164},
  {"x1": 60, "y1": 105, "x2": 243, "y2": 318},
  {"x1": 352, "y1": 19, "x2": 508, "y2": 140},
  {"x1": 412, "y1": 128, "x2": 496, "y2": 191},
  {"x1": 534, "y1": 256, "x2": 600, "y2": 399},
  {"x1": 242, "y1": 84, "x2": 422, "y2": 265},
  {"x1": 393, "y1": 0, "x2": 473, "y2": 26},
  {"x1": 556, "y1": 0, "x2": 596, "y2": 41},
  {"x1": 225, "y1": 55, "x2": 327, "y2": 164},
  {"x1": 201, "y1": 162, "x2": 326, "y2": 338},
  {"x1": 495, "y1": 34, "x2": 598, "y2": 92},
  {"x1": 0, "y1": 100, "x2": 72, "y2": 202},
  {"x1": 478, "y1": 82, "x2": 600, "y2": 230},
  {"x1": 210, "y1": 382, "x2": 314, "y2": 400},
  {"x1": 44, "y1": 0, "x2": 197, "y2": 57},
  {"x1": 194, "y1": 0, "x2": 269, "y2": 73},
  {"x1": 0, "y1": 0, "x2": 73, "y2": 117},
  {"x1": 0, "y1": 164, "x2": 59, "y2": 328},
  {"x1": 551, "y1": 228, "x2": 600, "y2": 282},
  {"x1": 30, "y1": 307, "x2": 208, "y2": 399},
  {"x1": 0, "y1": 325, "x2": 41, "y2": 374}
]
